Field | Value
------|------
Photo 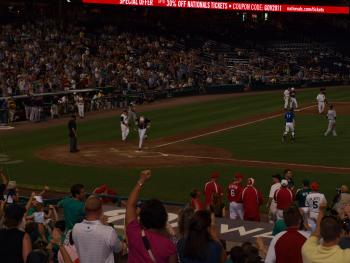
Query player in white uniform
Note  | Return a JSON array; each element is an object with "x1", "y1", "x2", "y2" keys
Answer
[
  {"x1": 137, "y1": 116, "x2": 151, "y2": 150},
  {"x1": 316, "y1": 91, "x2": 326, "y2": 114},
  {"x1": 77, "y1": 94, "x2": 85, "y2": 118},
  {"x1": 283, "y1": 88, "x2": 290, "y2": 110},
  {"x1": 305, "y1": 182, "x2": 327, "y2": 232},
  {"x1": 120, "y1": 110, "x2": 129, "y2": 141},
  {"x1": 289, "y1": 87, "x2": 298, "y2": 109},
  {"x1": 324, "y1": 104, "x2": 337, "y2": 136}
]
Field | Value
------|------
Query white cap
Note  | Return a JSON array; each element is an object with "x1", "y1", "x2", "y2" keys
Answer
[
  {"x1": 34, "y1": 196, "x2": 44, "y2": 203},
  {"x1": 281, "y1": 179, "x2": 289, "y2": 187}
]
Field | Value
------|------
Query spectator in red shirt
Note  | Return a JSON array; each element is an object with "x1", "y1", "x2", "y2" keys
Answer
[
  {"x1": 241, "y1": 178, "x2": 264, "y2": 221},
  {"x1": 265, "y1": 206, "x2": 309, "y2": 263},
  {"x1": 227, "y1": 173, "x2": 244, "y2": 220},
  {"x1": 274, "y1": 179, "x2": 294, "y2": 220},
  {"x1": 190, "y1": 189, "x2": 204, "y2": 211},
  {"x1": 204, "y1": 172, "x2": 223, "y2": 209}
]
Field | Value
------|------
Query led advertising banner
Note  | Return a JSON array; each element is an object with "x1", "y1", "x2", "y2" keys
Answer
[{"x1": 83, "y1": 0, "x2": 350, "y2": 14}]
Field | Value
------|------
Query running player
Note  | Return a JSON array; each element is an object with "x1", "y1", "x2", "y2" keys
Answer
[
  {"x1": 316, "y1": 90, "x2": 326, "y2": 114},
  {"x1": 324, "y1": 104, "x2": 337, "y2": 136},
  {"x1": 282, "y1": 108, "x2": 295, "y2": 143},
  {"x1": 120, "y1": 109, "x2": 129, "y2": 141},
  {"x1": 136, "y1": 116, "x2": 151, "y2": 150}
]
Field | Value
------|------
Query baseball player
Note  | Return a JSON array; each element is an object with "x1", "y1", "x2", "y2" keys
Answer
[
  {"x1": 316, "y1": 90, "x2": 327, "y2": 114},
  {"x1": 120, "y1": 109, "x2": 129, "y2": 141},
  {"x1": 128, "y1": 103, "x2": 138, "y2": 131},
  {"x1": 290, "y1": 87, "x2": 298, "y2": 109},
  {"x1": 324, "y1": 104, "x2": 337, "y2": 136},
  {"x1": 282, "y1": 108, "x2": 295, "y2": 142},
  {"x1": 283, "y1": 88, "x2": 290, "y2": 110},
  {"x1": 77, "y1": 94, "x2": 85, "y2": 118},
  {"x1": 136, "y1": 115, "x2": 151, "y2": 150},
  {"x1": 227, "y1": 173, "x2": 244, "y2": 220},
  {"x1": 266, "y1": 174, "x2": 282, "y2": 223},
  {"x1": 305, "y1": 182, "x2": 327, "y2": 232}
]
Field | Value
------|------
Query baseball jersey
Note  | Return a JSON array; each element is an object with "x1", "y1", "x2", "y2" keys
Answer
[
  {"x1": 327, "y1": 110, "x2": 336, "y2": 121},
  {"x1": 204, "y1": 181, "x2": 223, "y2": 206},
  {"x1": 316, "y1": 94, "x2": 326, "y2": 103},
  {"x1": 137, "y1": 118, "x2": 150, "y2": 129},
  {"x1": 285, "y1": 111, "x2": 295, "y2": 123},
  {"x1": 227, "y1": 182, "x2": 243, "y2": 203},
  {"x1": 283, "y1": 89, "x2": 290, "y2": 99},
  {"x1": 274, "y1": 187, "x2": 294, "y2": 210},
  {"x1": 295, "y1": 188, "x2": 312, "y2": 208},
  {"x1": 120, "y1": 113, "x2": 128, "y2": 126},
  {"x1": 242, "y1": 186, "x2": 264, "y2": 221},
  {"x1": 305, "y1": 192, "x2": 327, "y2": 217}
]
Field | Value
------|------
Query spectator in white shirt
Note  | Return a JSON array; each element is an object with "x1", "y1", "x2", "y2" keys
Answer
[{"x1": 72, "y1": 195, "x2": 122, "y2": 263}]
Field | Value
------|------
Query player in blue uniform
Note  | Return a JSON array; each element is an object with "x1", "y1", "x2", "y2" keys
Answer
[{"x1": 282, "y1": 108, "x2": 295, "y2": 143}]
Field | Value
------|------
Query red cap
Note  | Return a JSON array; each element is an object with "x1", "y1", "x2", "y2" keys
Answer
[
  {"x1": 234, "y1": 173, "x2": 243, "y2": 180},
  {"x1": 310, "y1": 182, "x2": 319, "y2": 191},
  {"x1": 211, "y1": 172, "x2": 220, "y2": 179}
]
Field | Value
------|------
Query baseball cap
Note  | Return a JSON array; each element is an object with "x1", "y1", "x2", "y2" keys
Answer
[
  {"x1": 281, "y1": 179, "x2": 289, "y2": 187},
  {"x1": 34, "y1": 196, "x2": 44, "y2": 204},
  {"x1": 247, "y1": 178, "x2": 255, "y2": 186},
  {"x1": 234, "y1": 173, "x2": 243, "y2": 180},
  {"x1": 310, "y1": 182, "x2": 319, "y2": 191},
  {"x1": 302, "y1": 179, "x2": 310, "y2": 187},
  {"x1": 272, "y1": 174, "x2": 282, "y2": 181},
  {"x1": 211, "y1": 172, "x2": 220, "y2": 179}
]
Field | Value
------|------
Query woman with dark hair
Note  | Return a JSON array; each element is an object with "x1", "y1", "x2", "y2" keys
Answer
[
  {"x1": 178, "y1": 207, "x2": 195, "y2": 239},
  {"x1": 125, "y1": 170, "x2": 177, "y2": 263},
  {"x1": 0, "y1": 204, "x2": 32, "y2": 263},
  {"x1": 177, "y1": 210, "x2": 226, "y2": 263},
  {"x1": 210, "y1": 193, "x2": 226, "y2": 218}
]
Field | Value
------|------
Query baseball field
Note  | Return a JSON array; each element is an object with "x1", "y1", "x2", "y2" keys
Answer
[{"x1": 1, "y1": 86, "x2": 350, "y2": 203}]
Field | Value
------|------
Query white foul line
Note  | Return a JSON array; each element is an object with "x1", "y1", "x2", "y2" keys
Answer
[
  {"x1": 154, "y1": 104, "x2": 316, "y2": 148},
  {"x1": 162, "y1": 152, "x2": 350, "y2": 172}
]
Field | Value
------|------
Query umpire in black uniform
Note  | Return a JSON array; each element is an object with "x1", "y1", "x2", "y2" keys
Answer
[{"x1": 68, "y1": 115, "x2": 78, "y2": 153}]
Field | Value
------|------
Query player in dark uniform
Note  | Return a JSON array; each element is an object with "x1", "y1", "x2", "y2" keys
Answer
[{"x1": 68, "y1": 115, "x2": 78, "y2": 153}]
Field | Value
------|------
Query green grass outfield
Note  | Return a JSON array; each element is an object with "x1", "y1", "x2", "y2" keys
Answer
[{"x1": 1, "y1": 86, "x2": 350, "y2": 204}]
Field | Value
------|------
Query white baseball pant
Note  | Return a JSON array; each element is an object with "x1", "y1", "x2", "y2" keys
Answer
[
  {"x1": 318, "y1": 102, "x2": 325, "y2": 114},
  {"x1": 284, "y1": 122, "x2": 295, "y2": 135},
  {"x1": 138, "y1": 128, "x2": 146, "y2": 149},
  {"x1": 276, "y1": 209, "x2": 284, "y2": 220},
  {"x1": 269, "y1": 202, "x2": 278, "y2": 223},
  {"x1": 290, "y1": 98, "x2": 298, "y2": 109},
  {"x1": 324, "y1": 120, "x2": 337, "y2": 136},
  {"x1": 284, "y1": 98, "x2": 290, "y2": 109},
  {"x1": 121, "y1": 124, "x2": 129, "y2": 141},
  {"x1": 78, "y1": 104, "x2": 84, "y2": 118},
  {"x1": 229, "y1": 202, "x2": 244, "y2": 220}
]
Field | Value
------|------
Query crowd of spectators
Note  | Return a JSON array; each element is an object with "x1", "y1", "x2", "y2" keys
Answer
[
  {"x1": 1, "y1": 20, "x2": 350, "y2": 99},
  {"x1": 1, "y1": 165, "x2": 350, "y2": 263}
]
